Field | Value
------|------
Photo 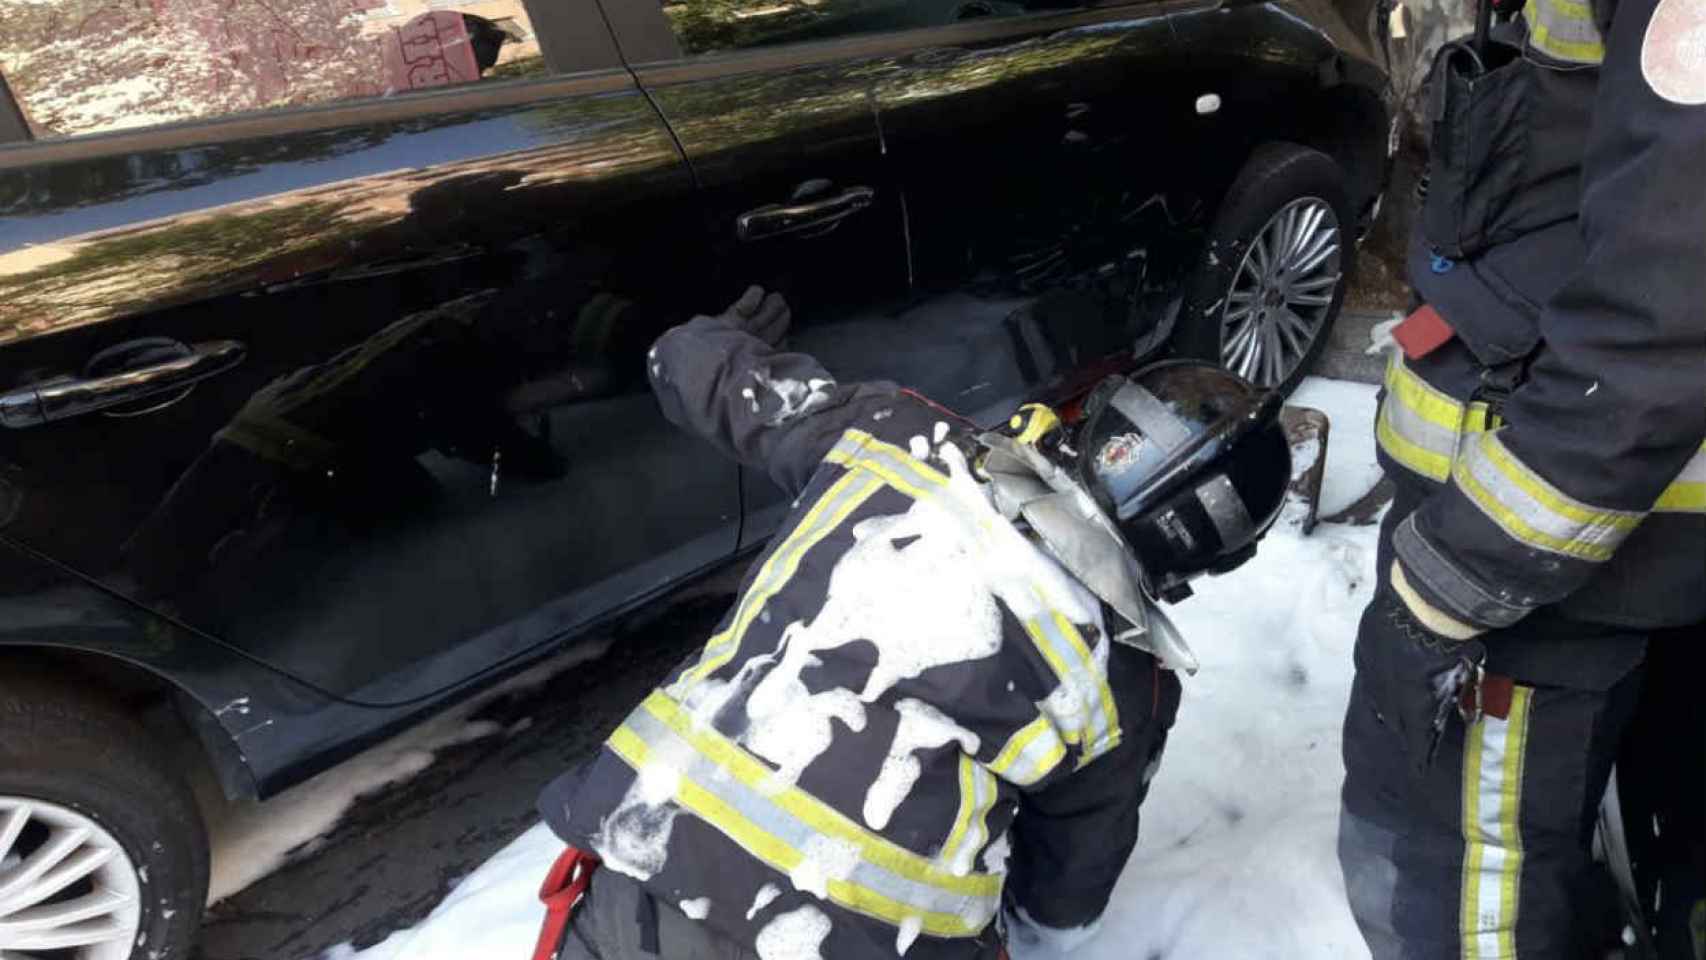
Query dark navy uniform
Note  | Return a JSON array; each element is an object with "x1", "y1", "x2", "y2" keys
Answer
[
  {"x1": 540, "y1": 295, "x2": 1179, "y2": 960},
  {"x1": 1339, "y1": 0, "x2": 1706, "y2": 954}
]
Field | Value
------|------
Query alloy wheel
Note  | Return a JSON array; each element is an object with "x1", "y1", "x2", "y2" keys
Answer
[
  {"x1": 0, "y1": 797, "x2": 141, "y2": 960},
  {"x1": 1219, "y1": 196, "x2": 1342, "y2": 388}
]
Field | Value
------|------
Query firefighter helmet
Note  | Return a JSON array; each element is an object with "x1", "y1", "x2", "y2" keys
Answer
[{"x1": 1074, "y1": 360, "x2": 1290, "y2": 601}]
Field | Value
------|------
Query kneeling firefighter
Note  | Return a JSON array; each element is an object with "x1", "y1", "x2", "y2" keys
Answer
[
  {"x1": 1338, "y1": 0, "x2": 1705, "y2": 954},
  {"x1": 531, "y1": 286, "x2": 1291, "y2": 960}
]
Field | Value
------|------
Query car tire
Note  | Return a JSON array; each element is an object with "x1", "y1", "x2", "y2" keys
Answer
[
  {"x1": 0, "y1": 671, "x2": 209, "y2": 960},
  {"x1": 1174, "y1": 142, "x2": 1356, "y2": 395}
]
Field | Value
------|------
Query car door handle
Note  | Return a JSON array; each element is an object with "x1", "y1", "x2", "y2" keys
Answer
[
  {"x1": 737, "y1": 186, "x2": 876, "y2": 242},
  {"x1": 0, "y1": 340, "x2": 246, "y2": 428}
]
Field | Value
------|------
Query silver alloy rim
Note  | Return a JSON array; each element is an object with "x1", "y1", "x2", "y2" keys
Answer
[
  {"x1": 0, "y1": 798, "x2": 141, "y2": 960},
  {"x1": 1219, "y1": 196, "x2": 1342, "y2": 387}
]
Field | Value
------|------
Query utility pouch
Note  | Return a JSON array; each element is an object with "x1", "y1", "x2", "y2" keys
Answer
[{"x1": 1421, "y1": 38, "x2": 1530, "y2": 259}]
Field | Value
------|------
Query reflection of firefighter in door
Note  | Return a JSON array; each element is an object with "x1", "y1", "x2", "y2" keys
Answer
[{"x1": 119, "y1": 276, "x2": 676, "y2": 607}]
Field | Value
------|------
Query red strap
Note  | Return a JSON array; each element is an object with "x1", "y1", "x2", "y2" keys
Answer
[
  {"x1": 1392, "y1": 304, "x2": 1457, "y2": 360},
  {"x1": 532, "y1": 847, "x2": 600, "y2": 960},
  {"x1": 1458, "y1": 671, "x2": 1517, "y2": 721}
]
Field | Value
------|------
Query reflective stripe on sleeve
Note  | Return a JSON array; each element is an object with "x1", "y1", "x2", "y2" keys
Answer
[
  {"x1": 824, "y1": 428, "x2": 950, "y2": 497},
  {"x1": 1654, "y1": 446, "x2": 1706, "y2": 513},
  {"x1": 1460, "y1": 685, "x2": 1534, "y2": 958},
  {"x1": 1453, "y1": 431, "x2": 1643, "y2": 562},
  {"x1": 1524, "y1": 0, "x2": 1607, "y2": 63},
  {"x1": 609, "y1": 690, "x2": 1002, "y2": 937},
  {"x1": 985, "y1": 714, "x2": 1067, "y2": 787},
  {"x1": 1376, "y1": 355, "x2": 1704, "y2": 516}
]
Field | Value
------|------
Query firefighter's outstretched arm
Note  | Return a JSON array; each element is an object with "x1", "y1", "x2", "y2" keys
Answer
[
  {"x1": 1394, "y1": 0, "x2": 1706, "y2": 634},
  {"x1": 647, "y1": 286, "x2": 898, "y2": 497}
]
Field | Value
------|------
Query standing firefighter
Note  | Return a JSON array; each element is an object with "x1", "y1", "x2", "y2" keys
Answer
[
  {"x1": 1338, "y1": 0, "x2": 1706, "y2": 954},
  {"x1": 534, "y1": 287, "x2": 1292, "y2": 959}
]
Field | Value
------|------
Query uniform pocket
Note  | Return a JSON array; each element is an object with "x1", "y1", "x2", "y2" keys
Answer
[{"x1": 1422, "y1": 40, "x2": 1532, "y2": 259}]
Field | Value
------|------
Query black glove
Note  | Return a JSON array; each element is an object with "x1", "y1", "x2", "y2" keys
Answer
[
  {"x1": 708, "y1": 285, "x2": 791, "y2": 347},
  {"x1": 1354, "y1": 583, "x2": 1487, "y2": 774}
]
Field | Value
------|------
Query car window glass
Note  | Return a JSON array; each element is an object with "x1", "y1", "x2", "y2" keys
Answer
[
  {"x1": 0, "y1": 0, "x2": 549, "y2": 139},
  {"x1": 663, "y1": 0, "x2": 1081, "y2": 56}
]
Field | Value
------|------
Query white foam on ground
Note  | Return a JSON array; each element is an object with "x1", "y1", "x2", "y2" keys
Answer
[
  {"x1": 326, "y1": 378, "x2": 1383, "y2": 960},
  {"x1": 203, "y1": 637, "x2": 611, "y2": 903}
]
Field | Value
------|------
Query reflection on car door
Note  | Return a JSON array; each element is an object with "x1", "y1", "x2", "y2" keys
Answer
[
  {"x1": 0, "y1": 29, "x2": 738, "y2": 703},
  {"x1": 871, "y1": 3, "x2": 1196, "y2": 419},
  {"x1": 609, "y1": 15, "x2": 915, "y2": 541}
]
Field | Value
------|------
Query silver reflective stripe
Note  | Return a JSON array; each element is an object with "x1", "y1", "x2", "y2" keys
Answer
[
  {"x1": 1026, "y1": 614, "x2": 1117, "y2": 753},
  {"x1": 987, "y1": 715, "x2": 1066, "y2": 787},
  {"x1": 1377, "y1": 387, "x2": 1464, "y2": 481},
  {"x1": 1195, "y1": 473, "x2": 1254, "y2": 546},
  {"x1": 1524, "y1": 0, "x2": 1606, "y2": 63},
  {"x1": 1454, "y1": 431, "x2": 1642, "y2": 562},
  {"x1": 620, "y1": 705, "x2": 1000, "y2": 930},
  {"x1": 826, "y1": 429, "x2": 947, "y2": 496},
  {"x1": 1110, "y1": 383, "x2": 1194, "y2": 452},
  {"x1": 941, "y1": 757, "x2": 998, "y2": 876},
  {"x1": 1460, "y1": 686, "x2": 1534, "y2": 958}
]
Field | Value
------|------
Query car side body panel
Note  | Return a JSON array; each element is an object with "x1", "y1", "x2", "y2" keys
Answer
[
  {"x1": 0, "y1": 0, "x2": 1389, "y2": 796},
  {"x1": 0, "y1": 50, "x2": 747, "y2": 718}
]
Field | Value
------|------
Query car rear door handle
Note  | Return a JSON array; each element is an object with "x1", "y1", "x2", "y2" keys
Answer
[
  {"x1": 0, "y1": 339, "x2": 246, "y2": 428},
  {"x1": 737, "y1": 186, "x2": 875, "y2": 242}
]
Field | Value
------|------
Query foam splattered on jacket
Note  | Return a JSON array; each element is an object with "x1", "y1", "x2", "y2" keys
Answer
[{"x1": 539, "y1": 310, "x2": 1172, "y2": 958}]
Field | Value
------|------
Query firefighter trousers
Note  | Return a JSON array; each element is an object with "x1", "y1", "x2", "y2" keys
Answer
[{"x1": 1337, "y1": 489, "x2": 1657, "y2": 958}]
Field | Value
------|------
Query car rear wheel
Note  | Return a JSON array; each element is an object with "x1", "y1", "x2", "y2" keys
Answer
[
  {"x1": 0, "y1": 673, "x2": 208, "y2": 960},
  {"x1": 1175, "y1": 142, "x2": 1355, "y2": 394}
]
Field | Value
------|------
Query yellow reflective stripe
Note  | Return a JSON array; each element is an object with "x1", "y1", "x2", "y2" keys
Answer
[
  {"x1": 1381, "y1": 356, "x2": 1701, "y2": 519},
  {"x1": 1454, "y1": 432, "x2": 1640, "y2": 562},
  {"x1": 677, "y1": 469, "x2": 883, "y2": 689},
  {"x1": 1378, "y1": 406, "x2": 1453, "y2": 482},
  {"x1": 1476, "y1": 432, "x2": 1642, "y2": 534},
  {"x1": 1460, "y1": 686, "x2": 1533, "y2": 958},
  {"x1": 607, "y1": 725, "x2": 989, "y2": 936},
  {"x1": 824, "y1": 428, "x2": 949, "y2": 499},
  {"x1": 940, "y1": 756, "x2": 998, "y2": 876},
  {"x1": 1654, "y1": 445, "x2": 1706, "y2": 514},
  {"x1": 609, "y1": 691, "x2": 1000, "y2": 937},
  {"x1": 1524, "y1": 0, "x2": 1605, "y2": 62},
  {"x1": 986, "y1": 714, "x2": 1066, "y2": 787},
  {"x1": 1384, "y1": 353, "x2": 1469, "y2": 431},
  {"x1": 1376, "y1": 354, "x2": 1494, "y2": 483},
  {"x1": 1055, "y1": 611, "x2": 1121, "y2": 761}
]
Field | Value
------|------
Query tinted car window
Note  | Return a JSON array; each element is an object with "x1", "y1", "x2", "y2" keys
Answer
[
  {"x1": 0, "y1": 0, "x2": 548, "y2": 139},
  {"x1": 664, "y1": 0, "x2": 1081, "y2": 56}
]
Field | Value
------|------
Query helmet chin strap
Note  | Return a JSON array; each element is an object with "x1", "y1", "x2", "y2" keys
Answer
[{"x1": 979, "y1": 433, "x2": 1201, "y2": 675}]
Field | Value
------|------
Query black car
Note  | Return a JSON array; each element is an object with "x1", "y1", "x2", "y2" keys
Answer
[{"x1": 0, "y1": 0, "x2": 1388, "y2": 954}]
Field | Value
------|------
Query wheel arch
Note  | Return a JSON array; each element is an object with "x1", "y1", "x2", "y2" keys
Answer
[
  {"x1": 1296, "y1": 82, "x2": 1392, "y2": 235},
  {"x1": 0, "y1": 642, "x2": 259, "y2": 803}
]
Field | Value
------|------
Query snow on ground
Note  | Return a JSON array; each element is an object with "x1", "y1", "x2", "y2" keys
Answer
[
  {"x1": 199, "y1": 637, "x2": 611, "y2": 903},
  {"x1": 328, "y1": 377, "x2": 1384, "y2": 960}
]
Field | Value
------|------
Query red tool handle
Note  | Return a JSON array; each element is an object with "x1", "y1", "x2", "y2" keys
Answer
[{"x1": 532, "y1": 847, "x2": 600, "y2": 960}]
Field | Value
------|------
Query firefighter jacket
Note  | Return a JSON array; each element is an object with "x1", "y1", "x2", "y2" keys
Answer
[
  {"x1": 538, "y1": 311, "x2": 1173, "y2": 959},
  {"x1": 1381, "y1": 0, "x2": 1706, "y2": 681}
]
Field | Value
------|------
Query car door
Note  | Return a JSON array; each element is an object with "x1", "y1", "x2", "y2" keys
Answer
[
  {"x1": 601, "y1": 0, "x2": 917, "y2": 539},
  {"x1": 866, "y1": 0, "x2": 1204, "y2": 424},
  {"x1": 0, "y1": 0, "x2": 738, "y2": 704}
]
